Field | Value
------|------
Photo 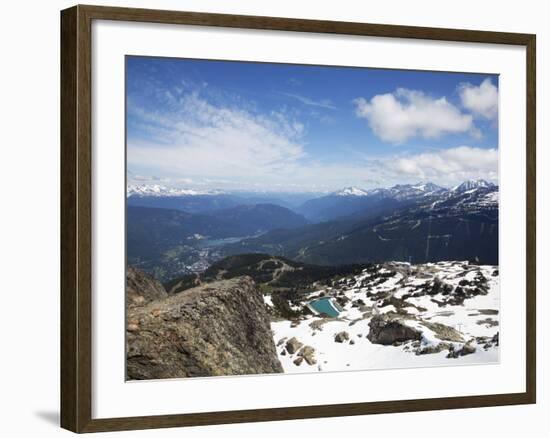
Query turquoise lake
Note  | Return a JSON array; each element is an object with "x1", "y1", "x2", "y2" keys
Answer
[{"x1": 308, "y1": 297, "x2": 341, "y2": 318}]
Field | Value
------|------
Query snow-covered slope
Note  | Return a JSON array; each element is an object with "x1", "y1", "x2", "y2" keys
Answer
[
  {"x1": 389, "y1": 182, "x2": 445, "y2": 199},
  {"x1": 266, "y1": 261, "x2": 499, "y2": 373},
  {"x1": 452, "y1": 179, "x2": 496, "y2": 193},
  {"x1": 330, "y1": 182, "x2": 447, "y2": 200}
]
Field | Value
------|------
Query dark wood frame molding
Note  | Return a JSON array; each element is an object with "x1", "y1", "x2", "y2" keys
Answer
[{"x1": 61, "y1": 4, "x2": 536, "y2": 433}]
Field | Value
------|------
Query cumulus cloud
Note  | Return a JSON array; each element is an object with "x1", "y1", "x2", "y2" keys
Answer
[
  {"x1": 380, "y1": 146, "x2": 498, "y2": 185},
  {"x1": 259, "y1": 145, "x2": 498, "y2": 191},
  {"x1": 354, "y1": 88, "x2": 475, "y2": 143},
  {"x1": 458, "y1": 78, "x2": 499, "y2": 120},
  {"x1": 127, "y1": 92, "x2": 306, "y2": 183}
]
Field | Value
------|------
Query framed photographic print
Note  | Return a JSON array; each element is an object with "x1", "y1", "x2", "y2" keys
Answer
[{"x1": 60, "y1": 5, "x2": 536, "y2": 433}]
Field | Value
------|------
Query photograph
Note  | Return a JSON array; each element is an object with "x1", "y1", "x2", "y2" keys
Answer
[{"x1": 124, "y1": 56, "x2": 500, "y2": 380}]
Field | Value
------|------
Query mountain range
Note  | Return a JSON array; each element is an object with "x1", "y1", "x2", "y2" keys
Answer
[
  {"x1": 223, "y1": 180, "x2": 498, "y2": 266},
  {"x1": 126, "y1": 179, "x2": 498, "y2": 281},
  {"x1": 127, "y1": 185, "x2": 315, "y2": 213},
  {"x1": 127, "y1": 184, "x2": 221, "y2": 197},
  {"x1": 295, "y1": 180, "x2": 493, "y2": 222}
]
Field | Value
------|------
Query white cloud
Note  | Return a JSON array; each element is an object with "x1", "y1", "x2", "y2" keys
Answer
[
  {"x1": 128, "y1": 92, "x2": 306, "y2": 184},
  {"x1": 128, "y1": 87, "x2": 497, "y2": 192},
  {"x1": 458, "y1": 78, "x2": 499, "y2": 120},
  {"x1": 237, "y1": 145, "x2": 498, "y2": 191},
  {"x1": 354, "y1": 88, "x2": 475, "y2": 143},
  {"x1": 379, "y1": 146, "x2": 498, "y2": 186}
]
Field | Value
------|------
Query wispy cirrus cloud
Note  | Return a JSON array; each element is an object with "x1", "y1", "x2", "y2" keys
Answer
[
  {"x1": 287, "y1": 77, "x2": 302, "y2": 87},
  {"x1": 354, "y1": 88, "x2": 477, "y2": 144},
  {"x1": 281, "y1": 92, "x2": 337, "y2": 110},
  {"x1": 128, "y1": 91, "x2": 306, "y2": 185}
]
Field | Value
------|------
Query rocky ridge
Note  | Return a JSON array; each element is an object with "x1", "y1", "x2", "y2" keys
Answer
[
  {"x1": 126, "y1": 265, "x2": 168, "y2": 308},
  {"x1": 126, "y1": 272, "x2": 283, "y2": 380}
]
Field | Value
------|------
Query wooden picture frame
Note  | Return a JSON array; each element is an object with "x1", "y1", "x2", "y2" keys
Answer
[{"x1": 61, "y1": 4, "x2": 536, "y2": 433}]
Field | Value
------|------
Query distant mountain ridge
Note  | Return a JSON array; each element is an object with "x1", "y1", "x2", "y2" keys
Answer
[
  {"x1": 452, "y1": 179, "x2": 497, "y2": 193},
  {"x1": 223, "y1": 181, "x2": 499, "y2": 266},
  {"x1": 127, "y1": 184, "x2": 222, "y2": 197},
  {"x1": 295, "y1": 180, "x2": 495, "y2": 222},
  {"x1": 128, "y1": 180, "x2": 496, "y2": 199},
  {"x1": 207, "y1": 203, "x2": 308, "y2": 231},
  {"x1": 127, "y1": 179, "x2": 498, "y2": 280},
  {"x1": 127, "y1": 186, "x2": 313, "y2": 214}
]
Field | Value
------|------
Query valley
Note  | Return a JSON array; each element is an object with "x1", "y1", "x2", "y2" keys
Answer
[{"x1": 127, "y1": 179, "x2": 499, "y2": 280}]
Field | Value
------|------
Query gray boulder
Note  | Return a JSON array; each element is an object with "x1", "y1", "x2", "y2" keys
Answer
[
  {"x1": 367, "y1": 315, "x2": 422, "y2": 345},
  {"x1": 298, "y1": 346, "x2": 316, "y2": 365},
  {"x1": 334, "y1": 331, "x2": 350, "y2": 343},
  {"x1": 447, "y1": 340, "x2": 477, "y2": 358},
  {"x1": 285, "y1": 337, "x2": 304, "y2": 354}
]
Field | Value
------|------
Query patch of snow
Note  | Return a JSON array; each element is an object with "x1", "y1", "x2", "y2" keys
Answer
[{"x1": 263, "y1": 295, "x2": 273, "y2": 307}]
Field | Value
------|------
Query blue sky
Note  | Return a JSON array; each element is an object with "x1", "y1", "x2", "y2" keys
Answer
[{"x1": 127, "y1": 56, "x2": 499, "y2": 192}]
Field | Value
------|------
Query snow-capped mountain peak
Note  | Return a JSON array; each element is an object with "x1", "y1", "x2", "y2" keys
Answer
[
  {"x1": 387, "y1": 182, "x2": 446, "y2": 200},
  {"x1": 411, "y1": 182, "x2": 445, "y2": 193},
  {"x1": 451, "y1": 179, "x2": 495, "y2": 193},
  {"x1": 126, "y1": 184, "x2": 220, "y2": 197},
  {"x1": 332, "y1": 187, "x2": 369, "y2": 197}
]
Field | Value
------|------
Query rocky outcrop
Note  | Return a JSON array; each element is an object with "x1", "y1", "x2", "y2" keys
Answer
[
  {"x1": 421, "y1": 321, "x2": 464, "y2": 343},
  {"x1": 285, "y1": 337, "x2": 303, "y2": 354},
  {"x1": 367, "y1": 315, "x2": 422, "y2": 345},
  {"x1": 334, "y1": 331, "x2": 350, "y2": 343},
  {"x1": 126, "y1": 266, "x2": 168, "y2": 308},
  {"x1": 126, "y1": 275, "x2": 283, "y2": 379},
  {"x1": 298, "y1": 346, "x2": 316, "y2": 365},
  {"x1": 447, "y1": 340, "x2": 477, "y2": 358}
]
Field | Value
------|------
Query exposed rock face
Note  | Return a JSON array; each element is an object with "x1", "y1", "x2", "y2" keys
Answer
[
  {"x1": 367, "y1": 315, "x2": 422, "y2": 345},
  {"x1": 126, "y1": 266, "x2": 168, "y2": 308},
  {"x1": 334, "y1": 331, "x2": 350, "y2": 343},
  {"x1": 421, "y1": 321, "x2": 464, "y2": 343},
  {"x1": 416, "y1": 343, "x2": 450, "y2": 355},
  {"x1": 447, "y1": 340, "x2": 477, "y2": 358},
  {"x1": 285, "y1": 337, "x2": 303, "y2": 354},
  {"x1": 126, "y1": 275, "x2": 283, "y2": 379},
  {"x1": 298, "y1": 346, "x2": 316, "y2": 365}
]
